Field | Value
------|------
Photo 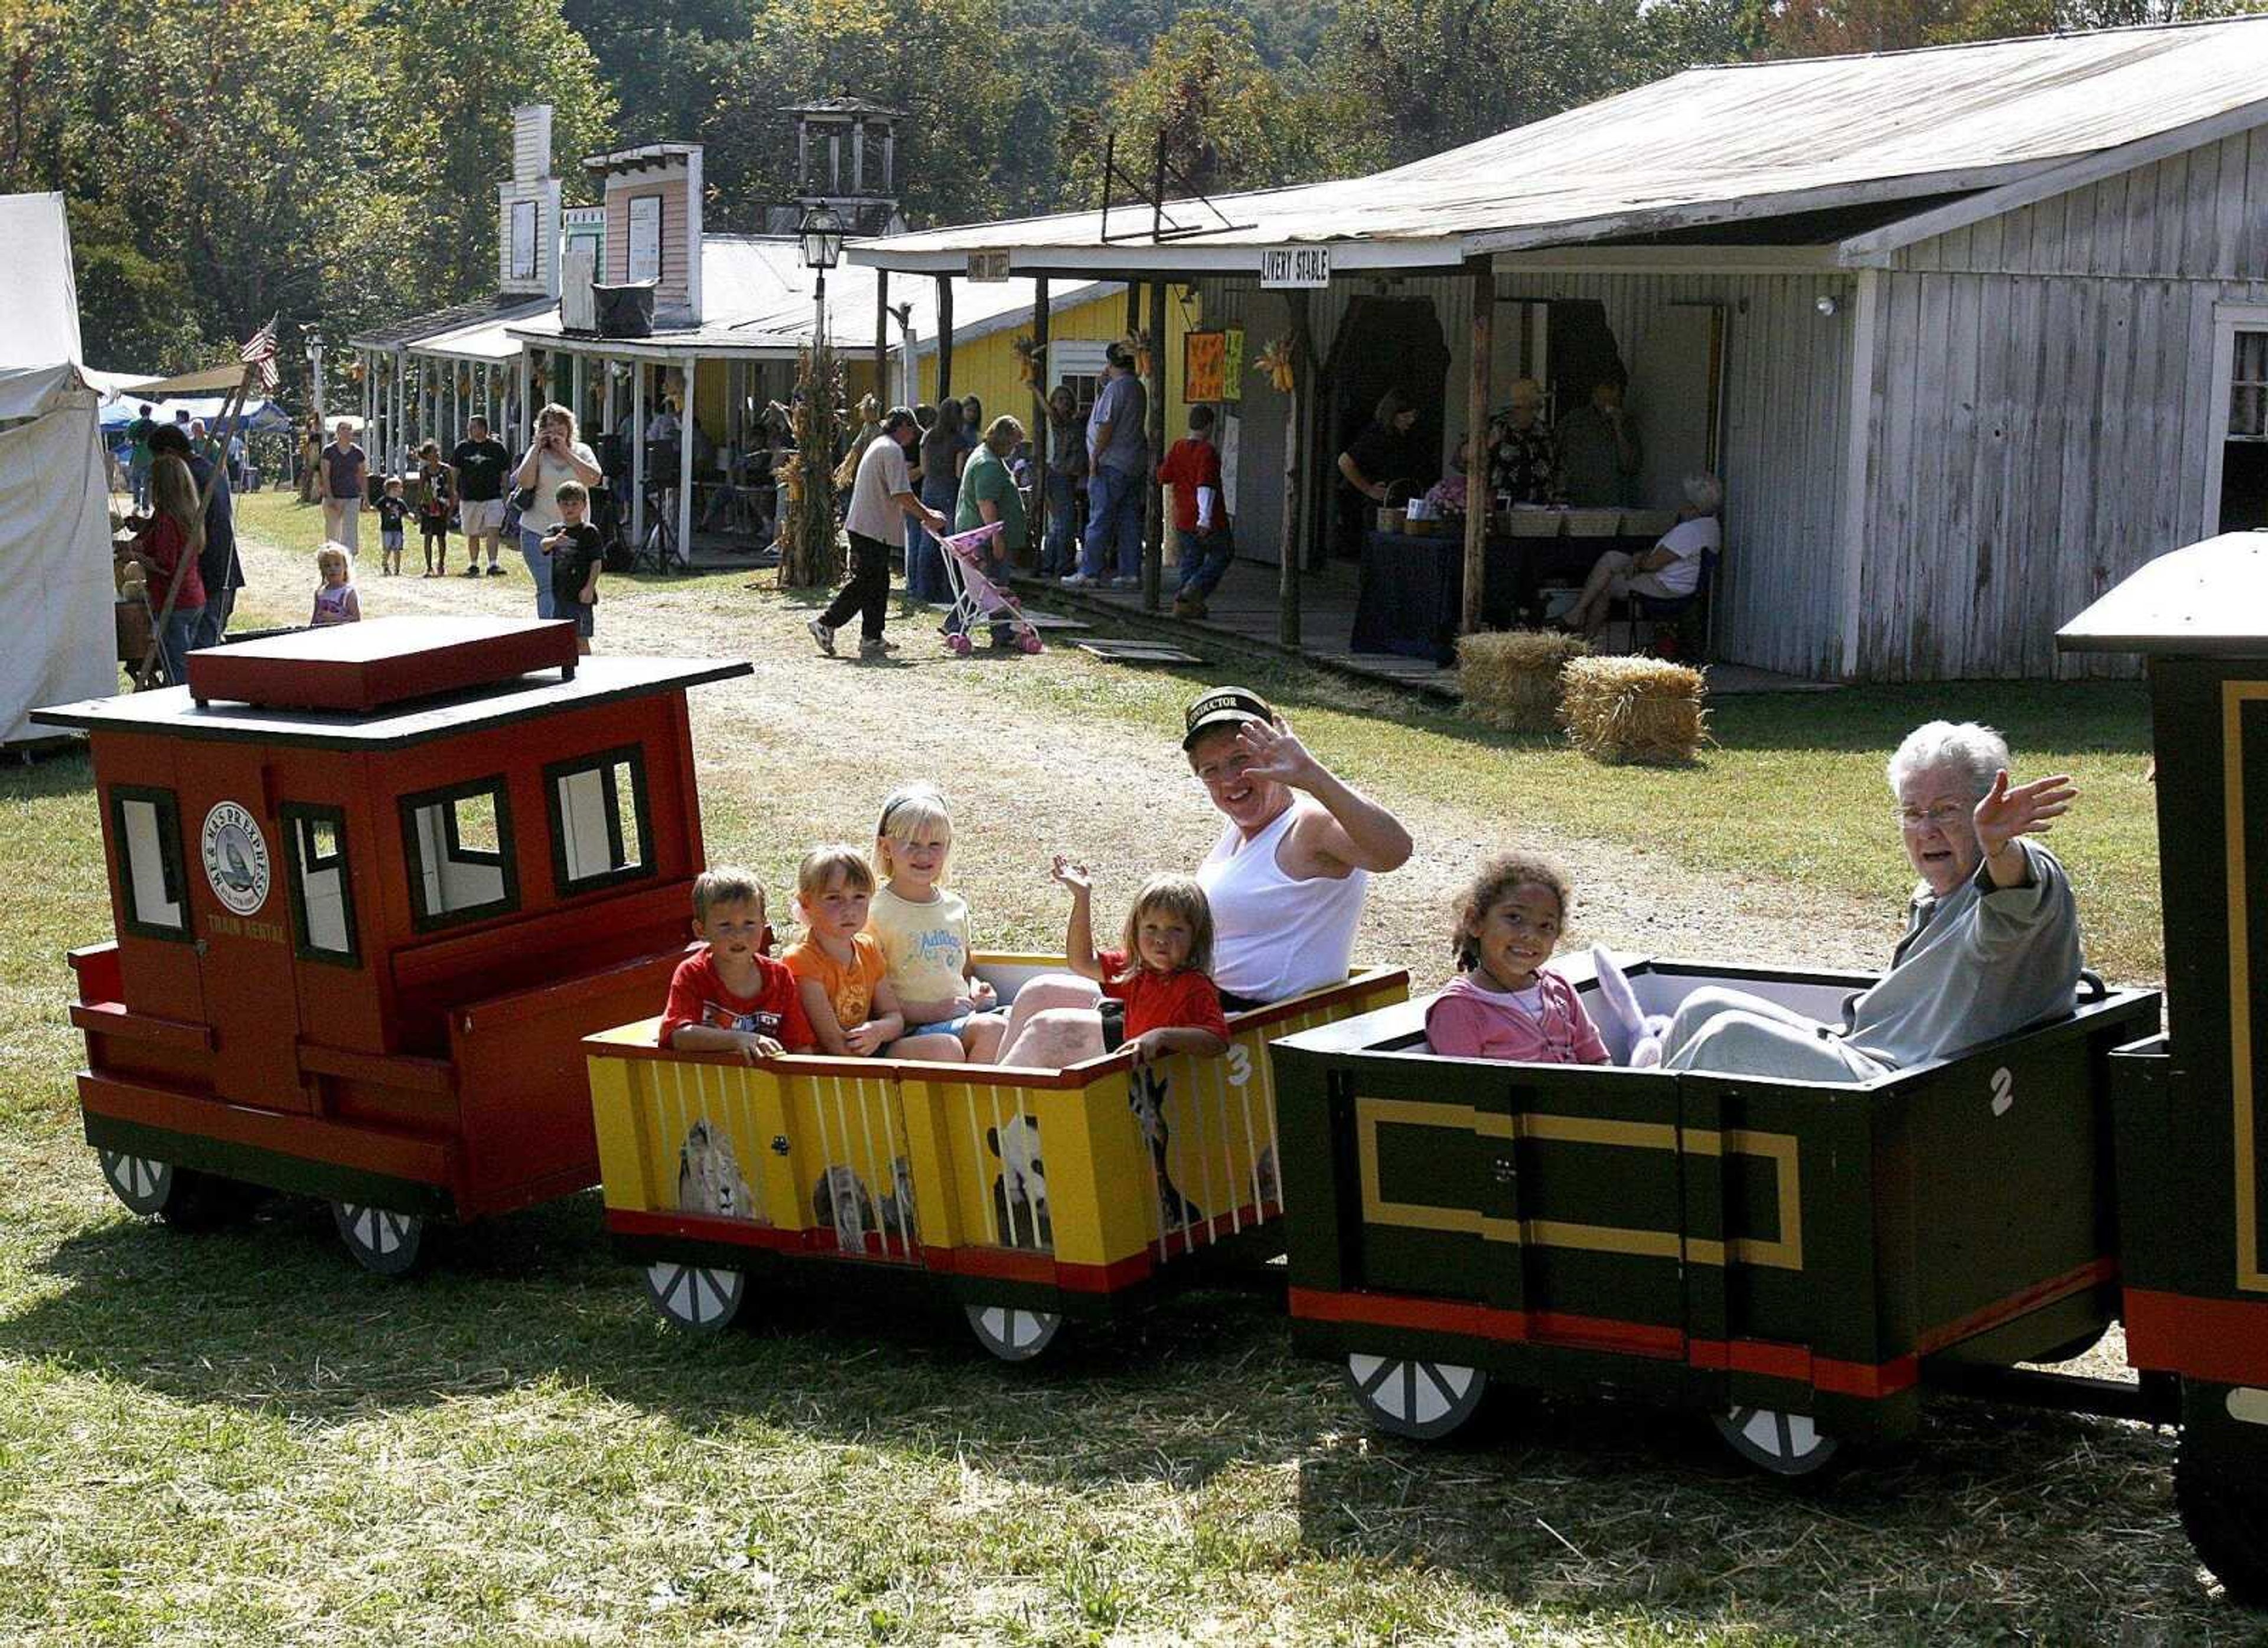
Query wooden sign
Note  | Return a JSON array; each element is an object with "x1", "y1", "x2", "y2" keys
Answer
[
  {"x1": 1184, "y1": 329, "x2": 1245, "y2": 403},
  {"x1": 967, "y1": 250, "x2": 1012, "y2": 282},
  {"x1": 1260, "y1": 247, "x2": 1331, "y2": 288}
]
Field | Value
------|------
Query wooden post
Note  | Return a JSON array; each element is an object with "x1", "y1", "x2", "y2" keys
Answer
[
  {"x1": 631, "y1": 362, "x2": 646, "y2": 552},
  {"x1": 1462, "y1": 257, "x2": 1493, "y2": 637},
  {"x1": 1143, "y1": 278, "x2": 1166, "y2": 610},
  {"x1": 1279, "y1": 289, "x2": 1311, "y2": 650},
  {"x1": 678, "y1": 354, "x2": 696, "y2": 567},
  {"x1": 936, "y1": 274, "x2": 954, "y2": 403},
  {"x1": 1029, "y1": 273, "x2": 1051, "y2": 568},
  {"x1": 874, "y1": 269, "x2": 890, "y2": 407}
]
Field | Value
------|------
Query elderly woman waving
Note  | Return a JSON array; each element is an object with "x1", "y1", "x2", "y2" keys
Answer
[{"x1": 1658, "y1": 720, "x2": 2084, "y2": 1082}]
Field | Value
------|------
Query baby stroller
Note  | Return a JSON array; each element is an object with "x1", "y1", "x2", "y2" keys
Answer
[{"x1": 939, "y1": 521, "x2": 1044, "y2": 657}]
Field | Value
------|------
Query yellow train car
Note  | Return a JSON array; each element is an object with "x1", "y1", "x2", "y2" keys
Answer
[{"x1": 585, "y1": 957, "x2": 1407, "y2": 1359}]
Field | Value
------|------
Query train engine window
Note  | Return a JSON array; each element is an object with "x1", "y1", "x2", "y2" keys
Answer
[
  {"x1": 281, "y1": 803, "x2": 359, "y2": 965},
  {"x1": 399, "y1": 778, "x2": 519, "y2": 931},
  {"x1": 110, "y1": 785, "x2": 190, "y2": 940},
  {"x1": 543, "y1": 746, "x2": 654, "y2": 895}
]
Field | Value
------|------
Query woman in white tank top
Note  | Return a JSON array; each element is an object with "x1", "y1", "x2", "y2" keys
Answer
[{"x1": 998, "y1": 686, "x2": 1412, "y2": 1065}]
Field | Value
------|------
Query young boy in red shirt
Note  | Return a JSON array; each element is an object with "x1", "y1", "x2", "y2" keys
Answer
[
  {"x1": 659, "y1": 867, "x2": 816, "y2": 1058},
  {"x1": 1157, "y1": 404, "x2": 1234, "y2": 621}
]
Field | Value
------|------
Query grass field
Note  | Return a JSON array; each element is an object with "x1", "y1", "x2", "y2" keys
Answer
[{"x1": 0, "y1": 492, "x2": 2223, "y2": 1645}]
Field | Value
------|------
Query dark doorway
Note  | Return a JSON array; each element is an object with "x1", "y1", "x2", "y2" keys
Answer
[{"x1": 1318, "y1": 296, "x2": 1451, "y2": 566}]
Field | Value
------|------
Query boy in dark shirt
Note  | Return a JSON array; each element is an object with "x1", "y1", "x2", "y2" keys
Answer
[
  {"x1": 540, "y1": 479, "x2": 604, "y2": 653},
  {"x1": 374, "y1": 475, "x2": 411, "y2": 576}
]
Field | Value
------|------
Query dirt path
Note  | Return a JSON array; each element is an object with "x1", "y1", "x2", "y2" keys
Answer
[{"x1": 234, "y1": 511, "x2": 1898, "y2": 989}]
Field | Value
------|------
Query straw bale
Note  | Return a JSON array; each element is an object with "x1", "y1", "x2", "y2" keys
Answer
[
  {"x1": 1458, "y1": 629, "x2": 1592, "y2": 732},
  {"x1": 1560, "y1": 655, "x2": 1710, "y2": 765}
]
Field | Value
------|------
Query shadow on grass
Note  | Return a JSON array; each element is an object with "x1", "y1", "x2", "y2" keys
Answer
[
  {"x1": 2, "y1": 743, "x2": 95, "y2": 800},
  {"x1": 0, "y1": 1186, "x2": 2231, "y2": 1636}
]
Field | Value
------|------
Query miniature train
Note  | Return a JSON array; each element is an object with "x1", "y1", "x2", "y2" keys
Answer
[{"x1": 36, "y1": 540, "x2": 2268, "y2": 1603}]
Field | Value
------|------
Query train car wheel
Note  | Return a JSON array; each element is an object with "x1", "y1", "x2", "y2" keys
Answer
[
  {"x1": 2176, "y1": 1440, "x2": 2268, "y2": 1603},
  {"x1": 330, "y1": 1201, "x2": 426, "y2": 1277},
  {"x1": 964, "y1": 1303, "x2": 1061, "y2": 1363},
  {"x1": 1344, "y1": 1353, "x2": 1488, "y2": 1441},
  {"x1": 1713, "y1": 1406, "x2": 1842, "y2": 1479},
  {"x1": 644, "y1": 1260, "x2": 746, "y2": 1333},
  {"x1": 98, "y1": 1148, "x2": 180, "y2": 1217}
]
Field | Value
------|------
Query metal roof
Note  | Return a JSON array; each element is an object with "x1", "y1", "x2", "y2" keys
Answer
[
  {"x1": 849, "y1": 17, "x2": 2268, "y2": 273},
  {"x1": 349, "y1": 295, "x2": 553, "y2": 352}
]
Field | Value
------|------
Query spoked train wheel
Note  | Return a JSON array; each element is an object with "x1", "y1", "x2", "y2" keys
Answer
[
  {"x1": 644, "y1": 1260, "x2": 747, "y2": 1333},
  {"x1": 965, "y1": 1303, "x2": 1062, "y2": 1363},
  {"x1": 1713, "y1": 1406, "x2": 1842, "y2": 1479},
  {"x1": 330, "y1": 1200, "x2": 427, "y2": 1277},
  {"x1": 1344, "y1": 1352, "x2": 1488, "y2": 1441},
  {"x1": 99, "y1": 1148, "x2": 178, "y2": 1216},
  {"x1": 2176, "y1": 1437, "x2": 2268, "y2": 1603}
]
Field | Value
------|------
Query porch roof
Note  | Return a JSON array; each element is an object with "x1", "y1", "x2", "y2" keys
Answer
[{"x1": 849, "y1": 17, "x2": 2268, "y2": 276}]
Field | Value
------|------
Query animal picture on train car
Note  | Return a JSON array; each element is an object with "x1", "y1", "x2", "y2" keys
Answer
[
  {"x1": 1128, "y1": 1066, "x2": 1203, "y2": 1231},
  {"x1": 986, "y1": 1115, "x2": 1051, "y2": 1251},
  {"x1": 676, "y1": 1120, "x2": 754, "y2": 1221},
  {"x1": 812, "y1": 1163, "x2": 878, "y2": 1249}
]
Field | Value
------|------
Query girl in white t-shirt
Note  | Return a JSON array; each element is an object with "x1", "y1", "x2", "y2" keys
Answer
[
  {"x1": 1563, "y1": 471, "x2": 1723, "y2": 639},
  {"x1": 863, "y1": 784, "x2": 1008, "y2": 1062}
]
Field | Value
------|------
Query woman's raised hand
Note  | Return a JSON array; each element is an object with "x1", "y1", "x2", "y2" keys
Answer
[
  {"x1": 1234, "y1": 717, "x2": 1323, "y2": 790},
  {"x1": 1972, "y1": 768, "x2": 2078, "y2": 859}
]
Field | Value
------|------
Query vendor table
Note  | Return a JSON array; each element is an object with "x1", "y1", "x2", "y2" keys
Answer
[{"x1": 1352, "y1": 528, "x2": 1645, "y2": 662}]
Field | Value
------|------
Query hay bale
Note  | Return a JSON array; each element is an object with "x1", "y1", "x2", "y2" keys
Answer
[
  {"x1": 1458, "y1": 629, "x2": 1592, "y2": 732},
  {"x1": 1560, "y1": 655, "x2": 1710, "y2": 764}
]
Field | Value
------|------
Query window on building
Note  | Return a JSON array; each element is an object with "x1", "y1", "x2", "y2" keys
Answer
[
  {"x1": 2223, "y1": 329, "x2": 2268, "y2": 531},
  {"x1": 282, "y1": 804, "x2": 359, "y2": 965},
  {"x1": 110, "y1": 786, "x2": 188, "y2": 939},
  {"x1": 399, "y1": 778, "x2": 519, "y2": 931},
  {"x1": 545, "y1": 746, "x2": 654, "y2": 894}
]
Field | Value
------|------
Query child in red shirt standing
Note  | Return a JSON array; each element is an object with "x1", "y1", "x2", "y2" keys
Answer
[
  {"x1": 660, "y1": 867, "x2": 815, "y2": 1058},
  {"x1": 1052, "y1": 857, "x2": 1229, "y2": 1064},
  {"x1": 1426, "y1": 851, "x2": 1609, "y2": 1065},
  {"x1": 1157, "y1": 405, "x2": 1234, "y2": 621}
]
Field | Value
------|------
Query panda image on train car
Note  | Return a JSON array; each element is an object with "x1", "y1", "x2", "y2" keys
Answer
[{"x1": 987, "y1": 1116, "x2": 1051, "y2": 1251}]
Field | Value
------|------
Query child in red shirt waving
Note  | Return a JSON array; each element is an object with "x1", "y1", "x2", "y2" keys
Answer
[
  {"x1": 659, "y1": 867, "x2": 815, "y2": 1058},
  {"x1": 1052, "y1": 857, "x2": 1230, "y2": 1064}
]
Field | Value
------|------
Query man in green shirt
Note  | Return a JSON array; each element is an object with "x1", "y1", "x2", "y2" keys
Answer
[{"x1": 950, "y1": 413, "x2": 1029, "y2": 648}]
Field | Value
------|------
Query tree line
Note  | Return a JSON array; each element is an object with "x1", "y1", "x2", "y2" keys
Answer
[{"x1": 4, "y1": 0, "x2": 2258, "y2": 376}]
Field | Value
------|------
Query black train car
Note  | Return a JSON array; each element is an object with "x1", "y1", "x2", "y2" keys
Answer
[
  {"x1": 1267, "y1": 532, "x2": 2268, "y2": 1602},
  {"x1": 2060, "y1": 533, "x2": 2268, "y2": 1598}
]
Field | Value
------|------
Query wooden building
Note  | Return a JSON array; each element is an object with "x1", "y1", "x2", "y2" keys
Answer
[{"x1": 850, "y1": 19, "x2": 2268, "y2": 681}]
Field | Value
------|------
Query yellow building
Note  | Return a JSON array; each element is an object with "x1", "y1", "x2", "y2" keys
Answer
[{"x1": 915, "y1": 283, "x2": 1198, "y2": 445}]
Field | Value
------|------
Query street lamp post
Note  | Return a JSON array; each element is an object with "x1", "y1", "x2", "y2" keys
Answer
[
  {"x1": 305, "y1": 328, "x2": 327, "y2": 428},
  {"x1": 799, "y1": 204, "x2": 845, "y2": 345}
]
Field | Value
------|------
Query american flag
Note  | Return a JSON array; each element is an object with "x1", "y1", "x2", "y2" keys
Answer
[{"x1": 239, "y1": 315, "x2": 280, "y2": 390}]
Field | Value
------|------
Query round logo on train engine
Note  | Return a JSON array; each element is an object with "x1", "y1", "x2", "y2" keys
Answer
[{"x1": 200, "y1": 801, "x2": 272, "y2": 916}]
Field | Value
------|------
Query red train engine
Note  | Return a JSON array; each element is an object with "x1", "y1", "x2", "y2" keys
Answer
[{"x1": 35, "y1": 617, "x2": 747, "y2": 1273}]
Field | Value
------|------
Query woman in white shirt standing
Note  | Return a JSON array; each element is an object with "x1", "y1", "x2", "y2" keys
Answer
[
  {"x1": 1562, "y1": 471, "x2": 1723, "y2": 641},
  {"x1": 514, "y1": 404, "x2": 604, "y2": 619}
]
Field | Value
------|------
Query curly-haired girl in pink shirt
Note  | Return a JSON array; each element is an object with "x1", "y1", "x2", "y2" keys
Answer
[{"x1": 1426, "y1": 851, "x2": 1609, "y2": 1065}]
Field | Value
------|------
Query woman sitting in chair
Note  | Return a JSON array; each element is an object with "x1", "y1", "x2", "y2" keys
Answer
[{"x1": 1562, "y1": 471, "x2": 1722, "y2": 642}]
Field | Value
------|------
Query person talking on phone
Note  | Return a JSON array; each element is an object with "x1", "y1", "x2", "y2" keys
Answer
[{"x1": 513, "y1": 403, "x2": 604, "y2": 619}]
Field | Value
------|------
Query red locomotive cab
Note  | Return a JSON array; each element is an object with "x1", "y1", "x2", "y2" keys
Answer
[{"x1": 37, "y1": 617, "x2": 748, "y2": 1274}]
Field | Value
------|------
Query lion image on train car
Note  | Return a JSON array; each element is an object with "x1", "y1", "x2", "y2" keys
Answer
[
  {"x1": 34, "y1": 617, "x2": 750, "y2": 1274},
  {"x1": 584, "y1": 957, "x2": 1409, "y2": 1357}
]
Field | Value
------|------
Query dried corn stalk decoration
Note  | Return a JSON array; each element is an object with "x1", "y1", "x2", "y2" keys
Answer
[
  {"x1": 778, "y1": 338, "x2": 845, "y2": 590},
  {"x1": 1127, "y1": 329, "x2": 1154, "y2": 380},
  {"x1": 1012, "y1": 334, "x2": 1044, "y2": 389},
  {"x1": 1253, "y1": 336, "x2": 1297, "y2": 393}
]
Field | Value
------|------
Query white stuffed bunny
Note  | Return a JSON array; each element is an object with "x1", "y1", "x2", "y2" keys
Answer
[{"x1": 1589, "y1": 946, "x2": 1674, "y2": 1068}]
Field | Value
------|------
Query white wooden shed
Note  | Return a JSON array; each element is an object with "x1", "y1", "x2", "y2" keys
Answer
[{"x1": 852, "y1": 18, "x2": 2268, "y2": 681}]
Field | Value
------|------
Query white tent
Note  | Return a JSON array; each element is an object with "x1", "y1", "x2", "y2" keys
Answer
[{"x1": 0, "y1": 192, "x2": 115, "y2": 745}]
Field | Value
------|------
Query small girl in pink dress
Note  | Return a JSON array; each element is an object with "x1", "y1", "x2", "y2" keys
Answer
[
  {"x1": 310, "y1": 543, "x2": 360, "y2": 626},
  {"x1": 1426, "y1": 851, "x2": 1609, "y2": 1064}
]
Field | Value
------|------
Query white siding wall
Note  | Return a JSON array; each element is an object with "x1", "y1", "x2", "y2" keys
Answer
[
  {"x1": 1197, "y1": 269, "x2": 1859, "y2": 677},
  {"x1": 1860, "y1": 131, "x2": 2268, "y2": 679}
]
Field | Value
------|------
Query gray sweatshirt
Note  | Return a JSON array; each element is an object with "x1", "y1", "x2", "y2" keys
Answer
[{"x1": 1844, "y1": 839, "x2": 2084, "y2": 1069}]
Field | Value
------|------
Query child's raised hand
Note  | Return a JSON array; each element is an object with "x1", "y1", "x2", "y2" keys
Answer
[
  {"x1": 844, "y1": 1020, "x2": 887, "y2": 1056},
  {"x1": 1051, "y1": 854, "x2": 1091, "y2": 894}
]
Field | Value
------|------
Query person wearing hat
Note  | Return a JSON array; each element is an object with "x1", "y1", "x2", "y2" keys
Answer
[{"x1": 996, "y1": 684, "x2": 1412, "y2": 1067}]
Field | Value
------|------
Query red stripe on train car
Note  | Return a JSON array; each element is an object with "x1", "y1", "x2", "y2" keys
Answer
[
  {"x1": 1286, "y1": 1287, "x2": 1686, "y2": 1360},
  {"x1": 2123, "y1": 1287, "x2": 2268, "y2": 1383},
  {"x1": 1914, "y1": 1257, "x2": 2117, "y2": 1356}
]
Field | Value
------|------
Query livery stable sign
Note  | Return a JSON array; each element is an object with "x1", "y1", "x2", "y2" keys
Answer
[{"x1": 1260, "y1": 247, "x2": 1331, "y2": 288}]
